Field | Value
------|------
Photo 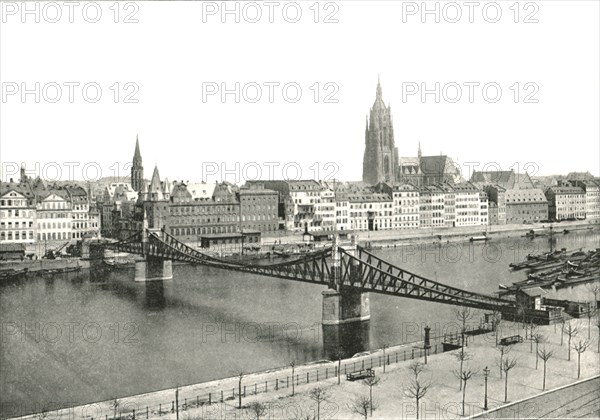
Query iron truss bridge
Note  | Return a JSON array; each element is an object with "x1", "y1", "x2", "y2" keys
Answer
[{"x1": 107, "y1": 230, "x2": 516, "y2": 311}]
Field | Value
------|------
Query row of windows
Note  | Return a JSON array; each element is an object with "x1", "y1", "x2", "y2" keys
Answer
[
  {"x1": 170, "y1": 205, "x2": 237, "y2": 214},
  {"x1": 1, "y1": 210, "x2": 34, "y2": 217},
  {"x1": 0, "y1": 199, "x2": 28, "y2": 207},
  {"x1": 1, "y1": 221, "x2": 34, "y2": 228},
  {"x1": 0, "y1": 231, "x2": 34, "y2": 240}
]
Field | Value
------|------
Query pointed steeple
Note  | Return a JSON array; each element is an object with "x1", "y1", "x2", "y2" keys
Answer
[
  {"x1": 376, "y1": 75, "x2": 382, "y2": 100},
  {"x1": 133, "y1": 135, "x2": 142, "y2": 163},
  {"x1": 418, "y1": 141, "x2": 422, "y2": 159},
  {"x1": 150, "y1": 165, "x2": 161, "y2": 192}
]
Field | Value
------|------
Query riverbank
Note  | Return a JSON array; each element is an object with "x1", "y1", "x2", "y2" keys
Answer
[
  {"x1": 9, "y1": 318, "x2": 599, "y2": 420},
  {"x1": 260, "y1": 219, "x2": 600, "y2": 248},
  {"x1": 0, "y1": 257, "x2": 89, "y2": 273}
]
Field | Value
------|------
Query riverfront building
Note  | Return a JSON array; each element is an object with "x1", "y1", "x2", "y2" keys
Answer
[
  {"x1": 545, "y1": 185, "x2": 586, "y2": 221},
  {"x1": 505, "y1": 189, "x2": 548, "y2": 223},
  {"x1": 570, "y1": 180, "x2": 600, "y2": 220},
  {"x1": 0, "y1": 182, "x2": 36, "y2": 244}
]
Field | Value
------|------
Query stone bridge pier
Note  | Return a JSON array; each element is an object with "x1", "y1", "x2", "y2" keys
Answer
[
  {"x1": 322, "y1": 234, "x2": 370, "y2": 325},
  {"x1": 135, "y1": 228, "x2": 173, "y2": 282}
]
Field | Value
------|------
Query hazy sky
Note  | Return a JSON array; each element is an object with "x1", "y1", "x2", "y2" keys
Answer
[{"x1": 1, "y1": 1, "x2": 599, "y2": 184}]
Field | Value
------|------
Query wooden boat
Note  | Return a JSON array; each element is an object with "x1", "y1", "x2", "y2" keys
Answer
[{"x1": 470, "y1": 235, "x2": 489, "y2": 242}]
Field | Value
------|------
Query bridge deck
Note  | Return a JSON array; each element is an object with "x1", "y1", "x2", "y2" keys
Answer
[{"x1": 107, "y1": 230, "x2": 516, "y2": 311}]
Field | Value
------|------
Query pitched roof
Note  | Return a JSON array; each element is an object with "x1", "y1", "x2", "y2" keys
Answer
[{"x1": 505, "y1": 188, "x2": 547, "y2": 203}]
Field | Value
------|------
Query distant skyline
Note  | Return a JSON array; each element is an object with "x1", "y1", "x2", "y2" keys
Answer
[{"x1": 1, "y1": 1, "x2": 599, "y2": 183}]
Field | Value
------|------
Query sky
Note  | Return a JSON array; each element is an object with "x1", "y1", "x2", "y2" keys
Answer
[{"x1": 1, "y1": 1, "x2": 599, "y2": 184}]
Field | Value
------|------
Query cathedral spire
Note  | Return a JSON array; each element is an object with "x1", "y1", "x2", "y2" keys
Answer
[
  {"x1": 418, "y1": 141, "x2": 422, "y2": 159},
  {"x1": 376, "y1": 75, "x2": 382, "y2": 100},
  {"x1": 131, "y1": 135, "x2": 144, "y2": 192},
  {"x1": 133, "y1": 135, "x2": 142, "y2": 163}
]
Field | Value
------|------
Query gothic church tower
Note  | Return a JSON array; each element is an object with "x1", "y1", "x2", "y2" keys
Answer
[
  {"x1": 131, "y1": 135, "x2": 144, "y2": 192},
  {"x1": 362, "y1": 78, "x2": 398, "y2": 185}
]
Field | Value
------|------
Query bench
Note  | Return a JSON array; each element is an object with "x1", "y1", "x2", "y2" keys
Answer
[
  {"x1": 499, "y1": 335, "x2": 523, "y2": 346},
  {"x1": 346, "y1": 368, "x2": 375, "y2": 381}
]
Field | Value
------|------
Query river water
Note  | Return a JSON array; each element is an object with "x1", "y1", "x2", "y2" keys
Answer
[{"x1": 1, "y1": 230, "x2": 598, "y2": 414}]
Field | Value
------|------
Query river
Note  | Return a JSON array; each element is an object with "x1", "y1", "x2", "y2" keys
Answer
[{"x1": 1, "y1": 230, "x2": 598, "y2": 415}]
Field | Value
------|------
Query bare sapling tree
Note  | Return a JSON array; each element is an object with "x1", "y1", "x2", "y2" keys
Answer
[
  {"x1": 454, "y1": 306, "x2": 474, "y2": 347},
  {"x1": 248, "y1": 402, "x2": 268, "y2": 420},
  {"x1": 532, "y1": 333, "x2": 545, "y2": 369},
  {"x1": 454, "y1": 368, "x2": 477, "y2": 416},
  {"x1": 362, "y1": 376, "x2": 380, "y2": 417},
  {"x1": 564, "y1": 321, "x2": 579, "y2": 361},
  {"x1": 404, "y1": 361, "x2": 430, "y2": 420},
  {"x1": 453, "y1": 349, "x2": 472, "y2": 390},
  {"x1": 349, "y1": 395, "x2": 373, "y2": 420},
  {"x1": 572, "y1": 339, "x2": 590, "y2": 379},
  {"x1": 496, "y1": 344, "x2": 511, "y2": 379},
  {"x1": 502, "y1": 356, "x2": 518, "y2": 403},
  {"x1": 309, "y1": 387, "x2": 328, "y2": 420},
  {"x1": 537, "y1": 347, "x2": 554, "y2": 391}
]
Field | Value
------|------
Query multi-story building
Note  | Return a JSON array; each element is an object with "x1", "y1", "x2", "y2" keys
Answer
[
  {"x1": 348, "y1": 192, "x2": 393, "y2": 231},
  {"x1": 315, "y1": 187, "x2": 337, "y2": 231},
  {"x1": 0, "y1": 182, "x2": 36, "y2": 244},
  {"x1": 488, "y1": 202, "x2": 499, "y2": 225},
  {"x1": 570, "y1": 180, "x2": 600, "y2": 220},
  {"x1": 479, "y1": 191, "x2": 489, "y2": 226},
  {"x1": 505, "y1": 189, "x2": 548, "y2": 223},
  {"x1": 439, "y1": 183, "x2": 456, "y2": 228},
  {"x1": 36, "y1": 191, "x2": 72, "y2": 241},
  {"x1": 238, "y1": 187, "x2": 279, "y2": 233},
  {"x1": 545, "y1": 186, "x2": 586, "y2": 221},
  {"x1": 429, "y1": 185, "x2": 445, "y2": 228},
  {"x1": 334, "y1": 191, "x2": 351, "y2": 231},
  {"x1": 453, "y1": 182, "x2": 483, "y2": 226},
  {"x1": 65, "y1": 185, "x2": 99, "y2": 239},
  {"x1": 245, "y1": 180, "x2": 324, "y2": 232},
  {"x1": 100, "y1": 182, "x2": 138, "y2": 237},
  {"x1": 376, "y1": 183, "x2": 420, "y2": 230},
  {"x1": 419, "y1": 187, "x2": 432, "y2": 229},
  {"x1": 166, "y1": 180, "x2": 241, "y2": 242},
  {"x1": 484, "y1": 185, "x2": 507, "y2": 225}
]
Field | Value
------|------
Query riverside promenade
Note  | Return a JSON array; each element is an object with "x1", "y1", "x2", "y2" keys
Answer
[
  {"x1": 260, "y1": 219, "x2": 599, "y2": 247},
  {"x1": 9, "y1": 318, "x2": 600, "y2": 420}
]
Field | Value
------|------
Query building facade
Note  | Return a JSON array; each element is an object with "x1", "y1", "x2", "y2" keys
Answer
[
  {"x1": 0, "y1": 186, "x2": 36, "y2": 244},
  {"x1": 545, "y1": 186, "x2": 586, "y2": 221},
  {"x1": 505, "y1": 189, "x2": 548, "y2": 223}
]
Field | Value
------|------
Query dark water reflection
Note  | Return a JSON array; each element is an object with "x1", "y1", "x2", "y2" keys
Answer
[{"x1": 1, "y1": 230, "x2": 598, "y2": 413}]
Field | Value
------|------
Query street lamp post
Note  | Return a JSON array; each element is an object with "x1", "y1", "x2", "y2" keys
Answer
[{"x1": 483, "y1": 366, "x2": 490, "y2": 411}]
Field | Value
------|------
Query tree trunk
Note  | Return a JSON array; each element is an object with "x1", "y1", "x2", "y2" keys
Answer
[
  {"x1": 416, "y1": 398, "x2": 419, "y2": 420},
  {"x1": 499, "y1": 354, "x2": 503, "y2": 379},
  {"x1": 459, "y1": 357, "x2": 464, "y2": 390},
  {"x1": 577, "y1": 353, "x2": 581, "y2": 379},
  {"x1": 462, "y1": 381, "x2": 467, "y2": 416},
  {"x1": 543, "y1": 363, "x2": 547, "y2": 391},
  {"x1": 568, "y1": 337, "x2": 571, "y2": 361},
  {"x1": 504, "y1": 372, "x2": 508, "y2": 403},
  {"x1": 369, "y1": 386, "x2": 373, "y2": 417},
  {"x1": 535, "y1": 343, "x2": 539, "y2": 369}
]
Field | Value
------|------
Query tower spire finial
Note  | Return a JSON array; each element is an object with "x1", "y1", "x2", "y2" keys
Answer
[
  {"x1": 376, "y1": 75, "x2": 382, "y2": 99},
  {"x1": 418, "y1": 140, "x2": 422, "y2": 159}
]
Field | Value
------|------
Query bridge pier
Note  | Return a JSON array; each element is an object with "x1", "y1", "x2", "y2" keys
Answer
[
  {"x1": 322, "y1": 286, "x2": 370, "y2": 325},
  {"x1": 134, "y1": 257, "x2": 173, "y2": 282},
  {"x1": 322, "y1": 234, "x2": 370, "y2": 325}
]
